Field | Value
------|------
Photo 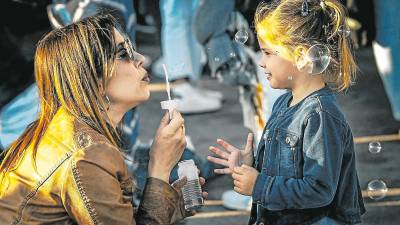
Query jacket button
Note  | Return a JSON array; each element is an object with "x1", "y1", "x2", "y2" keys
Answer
[{"x1": 285, "y1": 137, "x2": 291, "y2": 144}]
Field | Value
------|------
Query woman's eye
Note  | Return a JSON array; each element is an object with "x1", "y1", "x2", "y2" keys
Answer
[{"x1": 118, "y1": 50, "x2": 130, "y2": 61}]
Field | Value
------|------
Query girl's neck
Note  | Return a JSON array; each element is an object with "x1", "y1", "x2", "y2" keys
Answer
[{"x1": 289, "y1": 79, "x2": 326, "y2": 107}]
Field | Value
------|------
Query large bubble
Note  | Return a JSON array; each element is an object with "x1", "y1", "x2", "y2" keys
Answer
[
  {"x1": 367, "y1": 179, "x2": 388, "y2": 200},
  {"x1": 305, "y1": 44, "x2": 331, "y2": 75}
]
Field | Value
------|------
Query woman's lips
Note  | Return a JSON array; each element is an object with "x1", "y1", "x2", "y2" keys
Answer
[
  {"x1": 265, "y1": 72, "x2": 272, "y2": 80},
  {"x1": 141, "y1": 73, "x2": 151, "y2": 82}
]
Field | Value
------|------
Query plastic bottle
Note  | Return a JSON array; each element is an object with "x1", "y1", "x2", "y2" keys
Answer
[{"x1": 177, "y1": 160, "x2": 204, "y2": 210}]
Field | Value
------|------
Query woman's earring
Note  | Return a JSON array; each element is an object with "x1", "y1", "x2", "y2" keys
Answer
[
  {"x1": 105, "y1": 95, "x2": 111, "y2": 110},
  {"x1": 288, "y1": 75, "x2": 293, "y2": 81}
]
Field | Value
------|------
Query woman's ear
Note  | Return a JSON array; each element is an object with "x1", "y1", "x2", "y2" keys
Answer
[{"x1": 97, "y1": 79, "x2": 106, "y2": 96}]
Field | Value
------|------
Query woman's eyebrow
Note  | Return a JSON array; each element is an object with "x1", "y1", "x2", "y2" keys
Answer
[{"x1": 116, "y1": 42, "x2": 125, "y2": 51}]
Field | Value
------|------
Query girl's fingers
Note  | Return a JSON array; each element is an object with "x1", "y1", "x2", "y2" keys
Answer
[
  {"x1": 214, "y1": 168, "x2": 232, "y2": 174},
  {"x1": 209, "y1": 146, "x2": 229, "y2": 159},
  {"x1": 244, "y1": 133, "x2": 254, "y2": 153},
  {"x1": 232, "y1": 172, "x2": 240, "y2": 180},
  {"x1": 233, "y1": 180, "x2": 242, "y2": 188},
  {"x1": 233, "y1": 166, "x2": 245, "y2": 175},
  {"x1": 216, "y1": 138, "x2": 238, "y2": 153},
  {"x1": 234, "y1": 186, "x2": 243, "y2": 194},
  {"x1": 202, "y1": 191, "x2": 208, "y2": 199},
  {"x1": 207, "y1": 156, "x2": 229, "y2": 167}
]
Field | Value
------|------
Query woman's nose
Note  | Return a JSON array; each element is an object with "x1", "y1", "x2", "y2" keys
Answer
[{"x1": 135, "y1": 53, "x2": 145, "y2": 68}]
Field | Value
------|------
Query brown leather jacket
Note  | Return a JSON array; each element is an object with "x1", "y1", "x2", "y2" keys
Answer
[{"x1": 0, "y1": 108, "x2": 185, "y2": 225}]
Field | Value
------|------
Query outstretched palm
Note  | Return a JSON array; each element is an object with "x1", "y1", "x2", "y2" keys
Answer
[{"x1": 207, "y1": 133, "x2": 254, "y2": 174}]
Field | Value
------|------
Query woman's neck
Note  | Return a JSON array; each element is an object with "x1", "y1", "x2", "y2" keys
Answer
[
  {"x1": 290, "y1": 79, "x2": 326, "y2": 107},
  {"x1": 107, "y1": 104, "x2": 129, "y2": 128}
]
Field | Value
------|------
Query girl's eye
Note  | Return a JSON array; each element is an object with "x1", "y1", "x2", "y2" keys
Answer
[{"x1": 263, "y1": 50, "x2": 271, "y2": 56}]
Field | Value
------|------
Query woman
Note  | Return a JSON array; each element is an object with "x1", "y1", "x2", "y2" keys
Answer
[{"x1": 0, "y1": 13, "x2": 204, "y2": 225}]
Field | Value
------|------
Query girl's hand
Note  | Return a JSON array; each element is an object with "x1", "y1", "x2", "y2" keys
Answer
[
  {"x1": 232, "y1": 165, "x2": 259, "y2": 196},
  {"x1": 207, "y1": 133, "x2": 254, "y2": 174}
]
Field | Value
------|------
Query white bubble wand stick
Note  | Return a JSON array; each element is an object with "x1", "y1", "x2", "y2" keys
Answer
[{"x1": 161, "y1": 63, "x2": 178, "y2": 120}]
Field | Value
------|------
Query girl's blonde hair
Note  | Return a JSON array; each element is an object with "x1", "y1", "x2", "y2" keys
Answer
[
  {"x1": 255, "y1": 0, "x2": 356, "y2": 91},
  {"x1": 0, "y1": 14, "x2": 124, "y2": 177}
]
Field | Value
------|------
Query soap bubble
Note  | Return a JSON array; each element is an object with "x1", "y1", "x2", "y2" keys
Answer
[
  {"x1": 214, "y1": 57, "x2": 220, "y2": 62},
  {"x1": 368, "y1": 142, "x2": 382, "y2": 154},
  {"x1": 229, "y1": 52, "x2": 236, "y2": 58},
  {"x1": 297, "y1": 44, "x2": 330, "y2": 75},
  {"x1": 234, "y1": 29, "x2": 248, "y2": 44},
  {"x1": 367, "y1": 179, "x2": 388, "y2": 200}
]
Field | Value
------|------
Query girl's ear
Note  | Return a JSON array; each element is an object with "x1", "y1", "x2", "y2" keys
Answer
[{"x1": 294, "y1": 46, "x2": 312, "y2": 73}]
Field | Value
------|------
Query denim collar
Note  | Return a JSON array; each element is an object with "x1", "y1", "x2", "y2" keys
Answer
[{"x1": 284, "y1": 85, "x2": 333, "y2": 110}]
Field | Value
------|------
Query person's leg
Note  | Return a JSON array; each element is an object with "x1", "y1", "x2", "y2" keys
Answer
[
  {"x1": 373, "y1": 0, "x2": 400, "y2": 121},
  {"x1": 160, "y1": 0, "x2": 203, "y2": 81},
  {"x1": 194, "y1": 0, "x2": 236, "y2": 76}
]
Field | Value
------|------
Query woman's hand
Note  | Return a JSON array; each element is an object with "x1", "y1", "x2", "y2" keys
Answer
[
  {"x1": 207, "y1": 133, "x2": 254, "y2": 174},
  {"x1": 170, "y1": 176, "x2": 208, "y2": 223},
  {"x1": 148, "y1": 110, "x2": 186, "y2": 182}
]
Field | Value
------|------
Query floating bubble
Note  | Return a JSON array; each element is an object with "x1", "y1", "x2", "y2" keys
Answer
[
  {"x1": 338, "y1": 25, "x2": 351, "y2": 37},
  {"x1": 297, "y1": 44, "x2": 330, "y2": 75},
  {"x1": 368, "y1": 142, "x2": 382, "y2": 154},
  {"x1": 214, "y1": 57, "x2": 220, "y2": 62},
  {"x1": 367, "y1": 179, "x2": 388, "y2": 200},
  {"x1": 229, "y1": 52, "x2": 236, "y2": 58},
  {"x1": 234, "y1": 29, "x2": 249, "y2": 44}
]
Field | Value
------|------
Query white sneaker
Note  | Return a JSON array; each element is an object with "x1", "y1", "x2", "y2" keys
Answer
[
  {"x1": 173, "y1": 82, "x2": 223, "y2": 101},
  {"x1": 196, "y1": 85, "x2": 224, "y2": 100},
  {"x1": 172, "y1": 83, "x2": 222, "y2": 114},
  {"x1": 222, "y1": 190, "x2": 252, "y2": 211}
]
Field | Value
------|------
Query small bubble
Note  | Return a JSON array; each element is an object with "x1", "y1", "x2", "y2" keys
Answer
[
  {"x1": 229, "y1": 52, "x2": 236, "y2": 58},
  {"x1": 367, "y1": 179, "x2": 388, "y2": 200},
  {"x1": 234, "y1": 29, "x2": 249, "y2": 44},
  {"x1": 368, "y1": 142, "x2": 382, "y2": 154},
  {"x1": 214, "y1": 57, "x2": 220, "y2": 62}
]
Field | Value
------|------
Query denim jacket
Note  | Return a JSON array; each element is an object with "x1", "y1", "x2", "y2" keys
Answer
[{"x1": 249, "y1": 86, "x2": 366, "y2": 225}]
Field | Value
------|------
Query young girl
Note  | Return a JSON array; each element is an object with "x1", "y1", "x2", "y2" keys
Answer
[{"x1": 208, "y1": 0, "x2": 366, "y2": 224}]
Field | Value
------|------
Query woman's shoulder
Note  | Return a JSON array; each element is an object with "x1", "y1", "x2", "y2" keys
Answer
[{"x1": 71, "y1": 120, "x2": 125, "y2": 168}]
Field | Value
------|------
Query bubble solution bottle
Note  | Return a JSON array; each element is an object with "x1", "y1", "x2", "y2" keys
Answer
[{"x1": 177, "y1": 160, "x2": 204, "y2": 210}]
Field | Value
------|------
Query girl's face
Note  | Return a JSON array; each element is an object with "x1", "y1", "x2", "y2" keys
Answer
[
  {"x1": 105, "y1": 28, "x2": 150, "y2": 109},
  {"x1": 258, "y1": 38, "x2": 298, "y2": 90}
]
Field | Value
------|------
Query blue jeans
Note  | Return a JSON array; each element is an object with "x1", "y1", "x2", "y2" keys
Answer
[
  {"x1": 160, "y1": 0, "x2": 203, "y2": 81},
  {"x1": 194, "y1": 0, "x2": 236, "y2": 76},
  {"x1": 373, "y1": 0, "x2": 400, "y2": 121}
]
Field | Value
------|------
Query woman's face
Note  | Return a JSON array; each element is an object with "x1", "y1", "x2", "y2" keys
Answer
[
  {"x1": 105, "y1": 28, "x2": 150, "y2": 110},
  {"x1": 258, "y1": 38, "x2": 298, "y2": 90}
]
